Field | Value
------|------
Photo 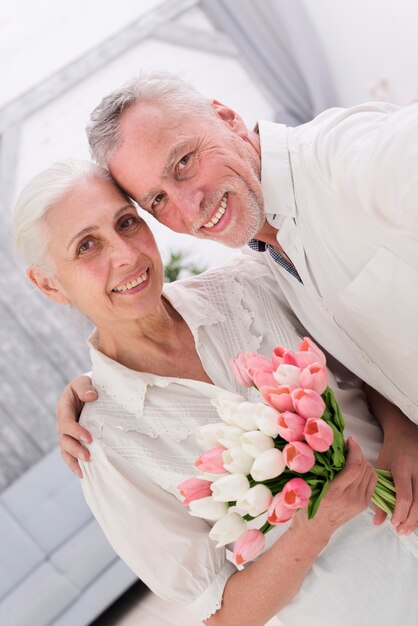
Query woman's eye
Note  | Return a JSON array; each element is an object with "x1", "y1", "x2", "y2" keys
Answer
[
  {"x1": 119, "y1": 215, "x2": 138, "y2": 229},
  {"x1": 177, "y1": 154, "x2": 190, "y2": 170},
  {"x1": 78, "y1": 239, "x2": 94, "y2": 254}
]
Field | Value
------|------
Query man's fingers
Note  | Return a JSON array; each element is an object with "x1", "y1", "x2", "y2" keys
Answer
[
  {"x1": 396, "y1": 498, "x2": 418, "y2": 535},
  {"x1": 72, "y1": 375, "x2": 97, "y2": 403},
  {"x1": 391, "y1": 468, "x2": 413, "y2": 529},
  {"x1": 372, "y1": 505, "x2": 387, "y2": 526},
  {"x1": 60, "y1": 434, "x2": 90, "y2": 463},
  {"x1": 58, "y1": 418, "x2": 92, "y2": 444},
  {"x1": 61, "y1": 450, "x2": 84, "y2": 478}
]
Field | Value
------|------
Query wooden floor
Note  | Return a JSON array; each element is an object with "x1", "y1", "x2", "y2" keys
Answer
[{"x1": 92, "y1": 582, "x2": 284, "y2": 625}]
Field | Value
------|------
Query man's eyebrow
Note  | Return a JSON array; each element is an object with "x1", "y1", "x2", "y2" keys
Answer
[
  {"x1": 66, "y1": 204, "x2": 132, "y2": 250},
  {"x1": 139, "y1": 142, "x2": 190, "y2": 208},
  {"x1": 162, "y1": 141, "x2": 190, "y2": 177}
]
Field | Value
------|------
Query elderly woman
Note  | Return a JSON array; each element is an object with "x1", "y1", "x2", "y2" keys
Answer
[{"x1": 13, "y1": 161, "x2": 417, "y2": 626}]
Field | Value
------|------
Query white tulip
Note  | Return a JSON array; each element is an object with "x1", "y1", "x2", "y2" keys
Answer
[
  {"x1": 240, "y1": 431, "x2": 275, "y2": 458},
  {"x1": 211, "y1": 392, "x2": 246, "y2": 425},
  {"x1": 254, "y1": 404, "x2": 281, "y2": 438},
  {"x1": 196, "y1": 423, "x2": 225, "y2": 448},
  {"x1": 250, "y1": 448, "x2": 285, "y2": 481},
  {"x1": 217, "y1": 424, "x2": 246, "y2": 449},
  {"x1": 273, "y1": 364, "x2": 301, "y2": 387},
  {"x1": 209, "y1": 512, "x2": 247, "y2": 547},
  {"x1": 211, "y1": 473, "x2": 251, "y2": 502},
  {"x1": 232, "y1": 402, "x2": 259, "y2": 431},
  {"x1": 237, "y1": 484, "x2": 273, "y2": 517},
  {"x1": 223, "y1": 447, "x2": 254, "y2": 474},
  {"x1": 188, "y1": 496, "x2": 228, "y2": 520}
]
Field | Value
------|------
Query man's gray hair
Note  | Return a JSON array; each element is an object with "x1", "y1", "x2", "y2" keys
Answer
[
  {"x1": 87, "y1": 72, "x2": 214, "y2": 167},
  {"x1": 13, "y1": 159, "x2": 114, "y2": 271}
]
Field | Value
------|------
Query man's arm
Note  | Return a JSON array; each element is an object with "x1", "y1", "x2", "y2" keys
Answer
[
  {"x1": 56, "y1": 375, "x2": 96, "y2": 477},
  {"x1": 365, "y1": 384, "x2": 418, "y2": 535}
]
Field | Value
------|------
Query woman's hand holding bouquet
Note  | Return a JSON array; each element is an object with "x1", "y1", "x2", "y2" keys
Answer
[{"x1": 179, "y1": 338, "x2": 395, "y2": 565}]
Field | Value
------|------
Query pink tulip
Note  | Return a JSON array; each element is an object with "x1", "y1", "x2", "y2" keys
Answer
[
  {"x1": 246, "y1": 355, "x2": 275, "y2": 376},
  {"x1": 230, "y1": 353, "x2": 254, "y2": 387},
  {"x1": 271, "y1": 345, "x2": 286, "y2": 368},
  {"x1": 277, "y1": 411, "x2": 306, "y2": 442},
  {"x1": 304, "y1": 418, "x2": 334, "y2": 452},
  {"x1": 230, "y1": 353, "x2": 274, "y2": 388},
  {"x1": 282, "y1": 351, "x2": 298, "y2": 366},
  {"x1": 259, "y1": 385, "x2": 295, "y2": 412},
  {"x1": 291, "y1": 388, "x2": 325, "y2": 420},
  {"x1": 267, "y1": 493, "x2": 295, "y2": 524},
  {"x1": 233, "y1": 529, "x2": 265, "y2": 566},
  {"x1": 283, "y1": 441, "x2": 316, "y2": 473},
  {"x1": 274, "y1": 364, "x2": 302, "y2": 388},
  {"x1": 252, "y1": 368, "x2": 278, "y2": 389},
  {"x1": 299, "y1": 363, "x2": 329, "y2": 394},
  {"x1": 178, "y1": 477, "x2": 213, "y2": 506},
  {"x1": 296, "y1": 337, "x2": 326, "y2": 368},
  {"x1": 281, "y1": 478, "x2": 312, "y2": 509},
  {"x1": 194, "y1": 447, "x2": 227, "y2": 474}
]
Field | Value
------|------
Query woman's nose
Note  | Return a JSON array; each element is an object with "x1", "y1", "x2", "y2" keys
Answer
[{"x1": 109, "y1": 236, "x2": 138, "y2": 266}]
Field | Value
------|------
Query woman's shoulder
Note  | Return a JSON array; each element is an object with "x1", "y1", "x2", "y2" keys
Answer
[{"x1": 164, "y1": 252, "x2": 277, "y2": 302}]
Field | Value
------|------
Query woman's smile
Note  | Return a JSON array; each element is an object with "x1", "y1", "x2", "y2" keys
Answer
[{"x1": 112, "y1": 268, "x2": 149, "y2": 294}]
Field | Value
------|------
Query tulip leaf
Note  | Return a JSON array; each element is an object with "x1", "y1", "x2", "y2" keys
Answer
[{"x1": 308, "y1": 480, "x2": 331, "y2": 519}]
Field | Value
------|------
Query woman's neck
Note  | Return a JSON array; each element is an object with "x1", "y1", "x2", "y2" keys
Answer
[{"x1": 95, "y1": 297, "x2": 212, "y2": 383}]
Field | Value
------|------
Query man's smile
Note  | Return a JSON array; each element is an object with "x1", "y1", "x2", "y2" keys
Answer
[{"x1": 202, "y1": 192, "x2": 228, "y2": 230}]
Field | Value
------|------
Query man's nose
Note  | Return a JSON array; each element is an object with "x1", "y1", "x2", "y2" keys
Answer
[{"x1": 171, "y1": 187, "x2": 204, "y2": 222}]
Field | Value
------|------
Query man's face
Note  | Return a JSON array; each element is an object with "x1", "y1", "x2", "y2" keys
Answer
[{"x1": 108, "y1": 101, "x2": 265, "y2": 248}]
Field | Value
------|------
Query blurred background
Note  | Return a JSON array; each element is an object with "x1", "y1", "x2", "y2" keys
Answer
[{"x1": 0, "y1": 1, "x2": 417, "y2": 624}]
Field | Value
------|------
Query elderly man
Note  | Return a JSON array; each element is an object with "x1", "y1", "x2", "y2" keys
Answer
[{"x1": 57, "y1": 73, "x2": 418, "y2": 533}]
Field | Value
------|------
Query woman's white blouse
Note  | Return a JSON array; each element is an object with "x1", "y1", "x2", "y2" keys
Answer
[{"x1": 79, "y1": 255, "x2": 418, "y2": 625}]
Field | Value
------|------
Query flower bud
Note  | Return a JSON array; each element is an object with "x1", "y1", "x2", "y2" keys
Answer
[
  {"x1": 209, "y1": 512, "x2": 247, "y2": 547},
  {"x1": 250, "y1": 448, "x2": 285, "y2": 481},
  {"x1": 237, "y1": 484, "x2": 273, "y2": 517},
  {"x1": 211, "y1": 473, "x2": 251, "y2": 502},
  {"x1": 304, "y1": 417, "x2": 334, "y2": 452},
  {"x1": 283, "y1": 441, "x2": 316, "y2": 473},
  {"x1": 233, "y1": 529, "x2": 265, "y2": 565}
]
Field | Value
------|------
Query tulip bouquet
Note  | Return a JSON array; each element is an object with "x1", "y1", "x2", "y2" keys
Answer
[{"x1": 178, "y1": 338, "x2": 396, "y2": 566}]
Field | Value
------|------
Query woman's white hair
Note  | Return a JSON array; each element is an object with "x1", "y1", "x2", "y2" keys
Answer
[
  {"x1": 13, "y1": 159, "x2": 114, "y2": 271},
  {"x1": 87, "y1": 71, "x2": 215, "y2": 167}
]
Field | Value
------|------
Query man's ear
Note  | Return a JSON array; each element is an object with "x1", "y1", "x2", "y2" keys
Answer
[
  {"x1": 211, "y1": 99, "x2": 249, "y2": 138},
  {"x1": 26, "y1": 267, "x2": 70, "y2": 305}
]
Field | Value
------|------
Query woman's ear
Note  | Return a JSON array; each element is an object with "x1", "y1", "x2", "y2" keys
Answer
[
  {"x1": 210, "y1": 99, "x2": 249, "y2": 138},
  {"x1": 26, "y1": 267, "x2": 70, "y2": 305}
]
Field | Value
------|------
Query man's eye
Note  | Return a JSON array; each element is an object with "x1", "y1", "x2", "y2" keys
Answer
[
  {"x1": 178, "y1": 154, "x2": 190, "y2": 170},
  {"x1": 151, "y1": 193, "x2": 164, "y2": 209}
]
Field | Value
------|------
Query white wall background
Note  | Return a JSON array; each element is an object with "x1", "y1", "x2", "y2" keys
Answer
[{"x1": 302, "y1": 0, "x2": 418, "y2": 106}]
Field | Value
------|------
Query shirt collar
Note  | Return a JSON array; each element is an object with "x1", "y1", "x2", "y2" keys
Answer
[{"x1": 258, "y1": 119, "x2": 297, "y2": 224}]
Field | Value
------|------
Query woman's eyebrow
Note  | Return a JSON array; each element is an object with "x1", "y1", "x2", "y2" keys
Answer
[
  {"x1": 66, "y1": 205, "x2": 133, "y2": 249},
  {"x1": 67, "y1": 225, "x2": 97, "y2": 250}
]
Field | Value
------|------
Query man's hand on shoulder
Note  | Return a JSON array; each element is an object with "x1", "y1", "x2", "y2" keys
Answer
[{"x1": 56, "y1": 375, "x2": 96, "y2": 478}]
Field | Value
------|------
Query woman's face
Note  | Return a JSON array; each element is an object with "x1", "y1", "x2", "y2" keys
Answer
[{"x1": 38, "y1": 175, "x2": 164, "y2": 326}]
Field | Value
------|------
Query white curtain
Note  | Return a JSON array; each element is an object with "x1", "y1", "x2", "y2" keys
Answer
[{"x1": 201, "y1": 0, "x2": 338, "y2": 124}]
